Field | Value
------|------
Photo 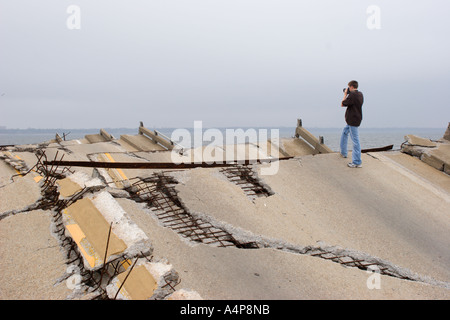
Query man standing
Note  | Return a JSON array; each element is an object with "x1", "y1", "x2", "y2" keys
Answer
[{"x1": 340, "y1": 80, "x2": 364, "y2": 168}]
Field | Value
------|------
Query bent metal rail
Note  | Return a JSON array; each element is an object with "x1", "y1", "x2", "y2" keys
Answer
[{"x1": 43, "y1": 157, "x2": 294, "y2": 169}]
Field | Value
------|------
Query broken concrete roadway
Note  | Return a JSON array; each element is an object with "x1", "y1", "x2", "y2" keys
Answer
[{"x1": 1, "y1": 127, "x2": 449, "y2": 299}]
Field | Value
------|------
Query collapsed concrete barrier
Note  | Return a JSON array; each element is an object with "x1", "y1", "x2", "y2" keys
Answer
[{"x1": 401, "y1": 134, "x2": 450, "y2": 174}]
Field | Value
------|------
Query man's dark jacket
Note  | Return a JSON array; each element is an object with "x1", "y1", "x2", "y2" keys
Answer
[{"x1": 342, "y1": 90, "x2": 364, "y2": 127}]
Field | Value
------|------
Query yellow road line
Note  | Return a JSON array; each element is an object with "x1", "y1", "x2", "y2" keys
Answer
[
  {"x1": 4, "y1": 151, "x2": 23, "y2": 177},
  {"x1": 104, "y1": 153, "x2": 128, "y2": 180}
]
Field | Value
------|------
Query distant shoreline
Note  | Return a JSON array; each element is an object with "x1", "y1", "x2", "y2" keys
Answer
[
  {"x1": 0, "y1": 126, "x2": 445, "y2": 133},
  {"x1": 1, "y1": 127, "x2": 445, "y2": 152}
]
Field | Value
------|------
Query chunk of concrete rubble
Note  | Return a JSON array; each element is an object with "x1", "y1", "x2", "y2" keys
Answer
[
  {"x1": 106, "y1": 259, "x2": 180, "y2": 300},
  {"x1": 401, "y1": 134, "x2": 450, "y2": 174},
  {"x1": 421, "y1": 144, "x2": 450, "y2": 174},
  {"x1": 0, "y1": 149, "x2": 35, "y2": 176},
  {"x1": 404, "y1": 134, "x2": 437, "y2": 147},
  {"x1": 61, "y1": 189, "x2": 152, "y2": 271}
]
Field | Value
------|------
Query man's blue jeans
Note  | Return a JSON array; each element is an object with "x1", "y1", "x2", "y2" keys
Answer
[{"x1": 340, "y1": 125, "x2": 362, "y2": 165}]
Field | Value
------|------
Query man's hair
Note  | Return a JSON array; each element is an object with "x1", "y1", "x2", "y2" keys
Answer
[{"x1": 348, "y1": 80, "x2": 358, "y2": 89}]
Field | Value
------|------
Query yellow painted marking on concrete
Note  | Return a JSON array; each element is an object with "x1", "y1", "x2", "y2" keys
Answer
[
  {"x1": 104, "y1": 153, "x2": 128, "y2": 180},
  {"x1": 121, "y1": 259, "x2": 132, "y2": 270},
  {"x1": 117, "y1": 265, "x2": 157, "y2": 300},
  {"x1": 56, "y1": 177, "x2": 83, "y2": 197},
  {"x1": 115, "y1": 281, "x2": 132, "y2": 300},
  {"x1": 66, "y1": 198, "x2": 127, "y2": 266},
  {"x1": 104, "y1": 152, "x2": 115, "y2": 162},
  {"x1": 34, "y1": 175, "x2": 43, "y2": 183},
  {"x1": 97, "y1": 154, "x2": 123, "y2": 188},
  {"x1": 66, "y1": 224, "x2": 96, "y2": 268},
  {"x1": 5, "y1": 151, "x2": 23, "y2": 161},
  {"x1": 4, "y1": 151, "x2": 23, "y2": 177}
]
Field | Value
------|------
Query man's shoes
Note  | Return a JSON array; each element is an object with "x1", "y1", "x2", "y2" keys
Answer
[{"x1": 347, "y1": 162, "x2": 362, "y2": 168}]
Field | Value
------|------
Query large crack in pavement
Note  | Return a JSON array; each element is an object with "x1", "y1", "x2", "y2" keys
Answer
[
  {"x1": 124, "y1": 172, "x2": 259, "y2": 249},
  {"x1": 124, "y1": 170, "x2": 450, "y2": 291},
  {"x1": 184, "y1": 207, "x2": 450, "y2": 290}
]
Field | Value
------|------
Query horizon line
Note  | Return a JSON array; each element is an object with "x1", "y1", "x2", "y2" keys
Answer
[{"x1": 0, "y1": 126, "x2": 447, "y2": 131}]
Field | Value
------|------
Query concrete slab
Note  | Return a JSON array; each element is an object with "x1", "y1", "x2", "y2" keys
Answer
[
  {"x1": 0, "y1": 158, "x2": 17, "y2": 186},
  {"x1": 181, "y1": 143, "x2": 275, "y2": 164},
  {"x1": 119, "y1": 134, "x2": 166, "y2": 152},
  {"x1": 0, "y1": 145, "x2": 88, "y2": 180},
  {"x1": 25, "y1": 141, "x2": 129, "y2": 178},
  {"x1": 2, "y1": 150, "x2": 37, "y2": 174},
  {"x1": 279, "y1": 137, "x2": 317, "y2": 156},
  {"x1": 113, "y1": 138, "x2": 140, "y2": 152},
  {"x1": 85, "y1": 134, "x2": 109, "y2": 144},
  {"x1": 405, "y1": 134, "x2": 437, "y2": 147},
  {"x1": 106, "y1": 259, "x2": 179, "y2": 300},
  {"x1": 172, "y1": 153, "x2": 450, "y2": 287},
  {"x1": 57, "y1": 177, "x2": 82, "y2": 198},
  {"x1": 0, "y1": 210, "x2": 72, "y2": 299},
  {"x1": 422, "y1": 144, "x2": 450, "y2": 173},
  {"x1": 402, "y1": 136, "x2": 450, "y2": 174},
  {"x1": 0, "y1": 150, "x2": 32, "y2": 176},
  {"x1": 59, "y1": 139, "x2": 89, "y2": 146},
  {"x1": 64, "y1": 197, "x2": 128, "y2": 268},
  {"x1": 221, "y1": 143, "x2": 277, "y2": 162},
  {"x1": 64, "y1": 141, "x2": 128, "y2": 155},
  {"x1": 116, "y1": 197, "x2": 449, "y2": 299},
  {"x1": 62, "y1": 190, "x2": 152, "y2": 270},
  {"x1": 380, "y1": 151, "x2": 450, "y2": 193},
  {"x1": 94, "y1": 152, "x2": 152, "y2": 185},
  {"x1": 150, "y1": 141, "x2": 286, "y2": 165},
  {"x1": 133, "y1": 150, "x2": 176, "y2": 163},
  {"x1": 115, "y1": 264, "x2": 157, "y2": 300},
  {"x1": 56, "y1": 171, "x2": 103, "y2": 198},
  {"x1": 0, "y1": 174, "x2": 41, "y2": 215},
  {"x1": 84, "y1": 130, "x2": 115, "y2": 144}
]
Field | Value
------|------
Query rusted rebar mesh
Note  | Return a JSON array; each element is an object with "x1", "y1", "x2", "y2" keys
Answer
[
  {"x1": 126, "y1": 172, "x2": 259, "y2": 249},
  {"x1": 220, "y1": 165, "x2": 272, "y2": 200}
]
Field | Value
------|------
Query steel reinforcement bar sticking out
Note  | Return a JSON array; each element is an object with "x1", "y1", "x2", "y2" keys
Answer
[
  {"x1": 126, "y1": 172, "x2": 259, "y2": 249},
  {"x1": 220, "y1": 165, "x2": 272, "y2": 200}
]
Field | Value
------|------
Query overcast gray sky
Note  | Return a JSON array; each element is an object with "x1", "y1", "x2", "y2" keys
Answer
[{"x1": 1, "y1": 0, "x2": 449, "y2": 129}]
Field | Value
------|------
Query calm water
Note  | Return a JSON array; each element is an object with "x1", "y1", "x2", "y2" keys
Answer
[{"x1": 0, "y1": 127, "x2": 445, "y2": 152}]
